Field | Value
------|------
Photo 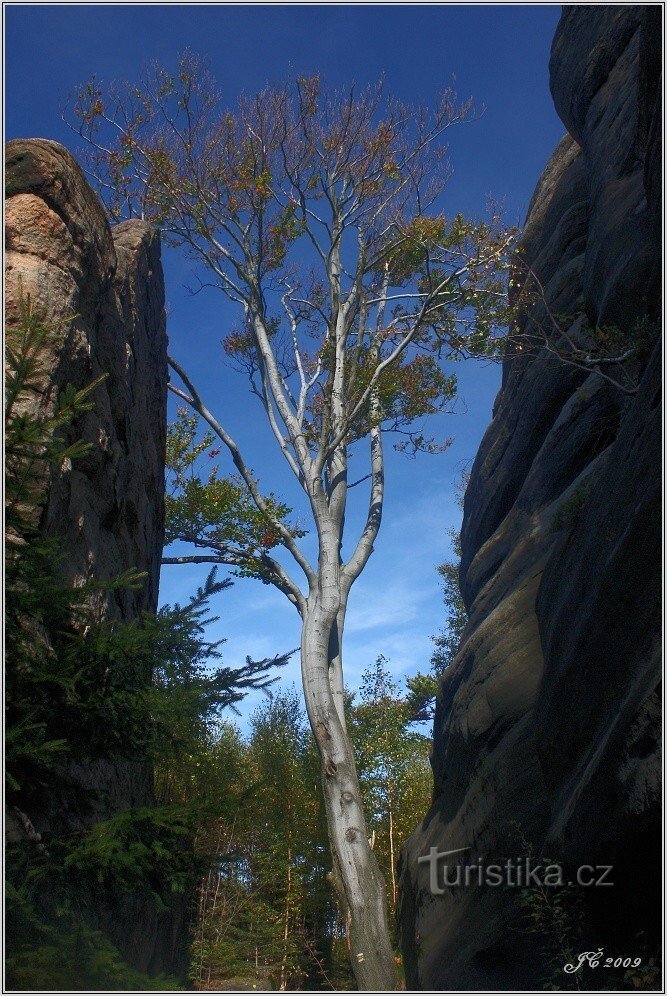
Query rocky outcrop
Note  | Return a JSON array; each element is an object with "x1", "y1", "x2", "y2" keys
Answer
[
  {"x1": 398, "y1": 8, "x2": 661, "y2": 990},
  {"x1": 5, "y1": 140, "x2": 183, "y2": 976},
  {"x1": 5, "y1": 139, "x2": 166, "y2": 622}
]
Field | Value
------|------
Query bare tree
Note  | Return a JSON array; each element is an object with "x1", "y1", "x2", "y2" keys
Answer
[{"x1": 68, "y1": 54, "x2": 515, "y2": 989}]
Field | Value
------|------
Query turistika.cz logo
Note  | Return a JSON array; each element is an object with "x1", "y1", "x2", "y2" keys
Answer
[{"x1": 418, "y1": 846, "x2": 614, "y2": 892}]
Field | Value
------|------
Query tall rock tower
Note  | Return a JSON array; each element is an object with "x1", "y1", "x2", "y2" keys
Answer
[
  {"x1": 5, "y1": 139, "x2": 185, "y2": 975},
  {"x1": 398, "y1": 7, "x2": 661, "y2": 989}
]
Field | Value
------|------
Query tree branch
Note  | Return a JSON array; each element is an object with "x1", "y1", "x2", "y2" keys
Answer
[{"x1": 167, "y1": 356, "x2": 315, "y2": 589}]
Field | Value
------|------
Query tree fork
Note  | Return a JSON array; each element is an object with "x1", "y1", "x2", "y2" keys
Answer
[{"x1": 72, "y1": 65, "x2": 518, "y2": 990}]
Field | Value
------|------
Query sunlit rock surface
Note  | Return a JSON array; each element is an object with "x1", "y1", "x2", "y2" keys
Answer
[
  {"x1": 5, "y1": 139, "x2": 167, "y2": 621},
  {"x1": 398, "y1": 7, "x2": 661, "y2": 989}
]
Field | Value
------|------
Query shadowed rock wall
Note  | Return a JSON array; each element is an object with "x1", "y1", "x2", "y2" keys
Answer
[
  {"x1": 398, "y1": 7, "x2": 661, "y2": 989},
  {"x1": 5, "y1": 139, "x2": 185, "y2": 976}
]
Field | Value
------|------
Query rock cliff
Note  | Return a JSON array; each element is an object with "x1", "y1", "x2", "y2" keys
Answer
[
  {"x1": 5, "y1": 139, "x2": 184, "y2": 975},
  {"x1": 398, "y1": 7, "x2": 661, "y2": 989},
  {"x1": 5, "y1": 139, "x2": 166, "y2": 623}
]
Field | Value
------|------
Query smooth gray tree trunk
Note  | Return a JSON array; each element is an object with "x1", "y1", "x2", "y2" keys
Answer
[{"x1": 300, "y1": 596, "x2": 399, "y2": 991}]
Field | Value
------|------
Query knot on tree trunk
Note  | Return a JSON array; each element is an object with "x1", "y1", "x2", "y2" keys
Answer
[{"x1": 315, "y1": 720, "x2": 332, "y2": 742}]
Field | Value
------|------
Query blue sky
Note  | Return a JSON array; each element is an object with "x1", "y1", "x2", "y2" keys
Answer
[{"x1": 6, "y1": 4, "x2": 564, "y2": 728}]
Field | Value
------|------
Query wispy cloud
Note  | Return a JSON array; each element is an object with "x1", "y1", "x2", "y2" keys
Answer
[{"x1": 345, "y1": 577, "x2": 430, "y2": 635}]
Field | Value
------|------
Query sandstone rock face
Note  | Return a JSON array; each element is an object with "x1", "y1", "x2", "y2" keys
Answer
[
  {"x1": 5, "y1": 139, "x2": 184, "y2": 976},
  {"x1": 398, "y1": 8, "x2": 661, "y2": 989},
  {"x1": 5, "y1": 139, "x2": 166, "y2": 622}
]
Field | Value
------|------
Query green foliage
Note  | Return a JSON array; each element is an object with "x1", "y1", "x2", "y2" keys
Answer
[
  {"x1": 190, "y1": 689, "x2": 342, "y2": 991},
  {"x1": 349, "y1": 657, "x2": 432, "y2": 928},
  {"x1": 429, "y1": 531, "x2": 468, "y2": 670},
  {"x1": 5, "y1": 840, "x2": 176, "y2": 993},
  {"x1": 517, "y1": 868, "x2": 585, "y2": 991},
  {"x1": 516, "y1": 833, "x2": 661, "y2": 993},
  {"x1": 512, "y1": 295, "x2": 660, "y2": 396},
  {"x1": 509, "y1": 825, "x2": 661, "y2": 992},
  {"x1": 7, "y1": 560, "x2": 285, "y2": 796},
  {"x1": 552, "y1": 486, "x2": 591, "y2": 533},
  {"x1": 510, "y1": 824, "x2": 585, "y2": 992},
  {"x1": 150, "y1": 570, "x2": 290, "y2": 751},
  {"x1": 6, "y1": 296, "x2": 94, "y2": 787},
  {"x1": 166, "y1": 407, "x2": 305, "y2": 580},
  {"x1": 6, "y1": 922, "x2": 180, "y2": 991},
  {"x1": 580, "y1": 314, "x2": 659, "y2": 374},
  {"x1": 628, "y1": 314, "x2": 661, "y2": 364},
  {"x1": 403, "y1": 670, "x2": 441, "y2": 726},
  {"x1": 346, "y1": 350, "x2": 458, "y2": 455},
  {"x1": 5, "y1": 296, "x2": 289, "y2": 990},
  {"x1": 622, "y1": 954, "x2": 662, "y2": 991},
  {"x1": 5, "y1": 301, "x2": 286, "y2": 789},
  {"x1": 61, "y1": 804, "x2": 209, "y2": 909}
]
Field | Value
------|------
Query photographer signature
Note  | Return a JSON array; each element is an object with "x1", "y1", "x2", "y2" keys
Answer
[{"x1": 564, "y1": 950, "x2": 642, "y2": 974}]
